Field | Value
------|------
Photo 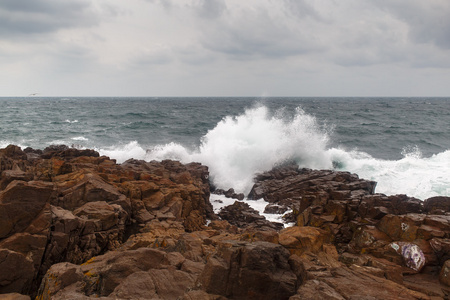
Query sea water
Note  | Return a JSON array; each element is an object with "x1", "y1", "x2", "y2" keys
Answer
[{"x1": 1, "y1": 97, "x2": 450, "y2": 201}]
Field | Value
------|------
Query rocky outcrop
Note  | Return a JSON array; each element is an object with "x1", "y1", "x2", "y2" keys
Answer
[
  {"x1": 197, "y1": 240, "x2": 298, "y2": 300},
  {"x1": 218, "y1": 201, "x2": 283, "y2": 230},
  {"x1": 1, "y1": 146, "x2": 450, "y2": 299},
  {"x1": 0, "y1": 145, "x2": 212, "y2": 297},
  {"x1": 248, "y1": 164, "x2": 450, "y2": 299}
]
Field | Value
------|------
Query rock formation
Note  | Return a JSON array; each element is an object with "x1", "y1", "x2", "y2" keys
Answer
[{"x1": 0, "y1": 145, "x2": 449, "y2": 299}]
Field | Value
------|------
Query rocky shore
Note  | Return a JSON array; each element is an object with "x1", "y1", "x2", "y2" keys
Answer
[{"x1": 0, "y1": 144, "x2": 449, "y2": 299}]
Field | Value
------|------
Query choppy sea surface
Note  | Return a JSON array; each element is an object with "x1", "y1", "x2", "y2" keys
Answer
[{"x1": 1, "y1": 97, "x2": 450, "y2": 201}]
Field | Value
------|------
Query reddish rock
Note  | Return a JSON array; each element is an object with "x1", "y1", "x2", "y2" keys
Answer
[
  {"x1": 430, "y1": 238, "x2": 450, "y2": 264},
  {"x1": 0, "y1": 293, "x2": 31, "y2": 300},
  {"x1": 2, "y1": 145, "x2": 27, "y2": 160},
  {"x1": 440, "y1": 259, "x2": 450, "y2": 286},
  {"x1": 218, "y1": 201, "x2": 283, "y2": 230},
  {"x1": 0, "y1": 181, "x2": 55, "y2": 239},
  {"x1": 2, "y1": 145, "x2": 450, "y2": 299},
  {"x1": 424, "y1": 196, "x2": 450, "y2": 214},
  {"x1": 349, "y1": 225, "x2": 392, "y2": 252},
  {"x1": 0, "y1": 249, "x2": 35, "y2": 294},
  {"x1": 198, "y1": 240, "x2": 298, "y2": 300},
  {"x1": 279, "y1": 226, "x2": 331, "y2": 256},
  {"x1": 377, "y1": 214, "x2": 422, "y2": 242}
]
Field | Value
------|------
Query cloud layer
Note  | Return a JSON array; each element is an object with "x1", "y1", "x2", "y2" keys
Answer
[{"x1": 1, "y1": 0, "x2": 449, "y2": 96}]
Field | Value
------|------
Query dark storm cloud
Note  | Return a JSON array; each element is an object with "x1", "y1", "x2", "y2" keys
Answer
[{"x1": 0, "y1": 0, "x2": 99, "y2": 38}]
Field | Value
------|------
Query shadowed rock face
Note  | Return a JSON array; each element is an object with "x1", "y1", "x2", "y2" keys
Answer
[{"x1": 0, "y1": 145, "x2": 450, "y2": 299}]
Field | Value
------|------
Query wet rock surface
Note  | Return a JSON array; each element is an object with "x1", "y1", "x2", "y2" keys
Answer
[{"x1": 0, "y1": 146, "x2": 449, "y2": 299}]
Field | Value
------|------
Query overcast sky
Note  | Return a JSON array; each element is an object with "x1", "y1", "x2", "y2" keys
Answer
[{"x1": 1, "y1": 0, "x2": 449, "y2": 97}]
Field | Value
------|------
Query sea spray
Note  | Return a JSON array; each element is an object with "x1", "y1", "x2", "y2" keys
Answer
[
  {"x1": 3, "y1": 97, "x2": 450, "y2": 201},
  {"x1": 93, "y1": 103, "x2": 450, "y2": 201},
  {"x1": 100, "y1": 141, "x2": 147, "y2": 163},
  {"x1": 328, "y1": 147, "x2": 450, "y2": 200},
  {"x1": 132, "y1": 105, "x2": 333, "y2": 193},
  {"x1": 190, "y1": 105, "x2": 332, "y2": 193}
]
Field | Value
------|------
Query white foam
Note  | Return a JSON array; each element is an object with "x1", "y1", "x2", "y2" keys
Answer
[
  {"x1": 328, "y1": 147, "x2": 450, "y2": 200},
  {"x1": 145, "y1": 142, "x2": 192, "y2": 162},
  {"x1": 191, "y1": 105, "x2": 332, "y2": 193},
  {"x1": 96, "y1": 105, "x2": 450, "y2": 201},
  {"x1": 210, "y1": 194, "x2": 292, "y2": 228},
  {"x1": 71, "y1": 136, "x2": 89, "y2": 141},
  {"x1": 99, "y1": 141, "x2": 147, "y2": 163}
]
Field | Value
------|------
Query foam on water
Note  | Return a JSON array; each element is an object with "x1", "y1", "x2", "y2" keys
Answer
[
  {"x1": 99, "y1": 141, "x2": 147, "y2": 163},
  {"x1": 209, "y1": 194, "x2": 293, "y2": 227},
  {"x1": 71, "y1": 136, "x2": 89, "y2": 141},
  {"x1": 329, "y1": 147, "x2": 450, "y2": 200},
  {"x1": 140, "y1": 105, "x2": 333, "y2": 193},
  {"x1": 94, "y1": 104, "x2": 450, "y2": 201}
]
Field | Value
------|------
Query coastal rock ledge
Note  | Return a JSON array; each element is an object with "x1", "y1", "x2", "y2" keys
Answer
[{"x1": 0, "y1": 144, "x2": 449, "y2": 299}]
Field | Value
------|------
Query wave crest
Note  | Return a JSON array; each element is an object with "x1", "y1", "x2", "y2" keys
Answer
[{"x1": 96, "y1": 104, "x2": 450, "y2": 200}]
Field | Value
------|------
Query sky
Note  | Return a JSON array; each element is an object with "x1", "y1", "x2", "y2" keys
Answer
[{"x1": 1, "y1": 0, "x2": 450, "y2": 97}]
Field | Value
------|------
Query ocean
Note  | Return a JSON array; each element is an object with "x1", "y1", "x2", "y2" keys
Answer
[{"x1": 1, "y1": 97, "x2": 450, "y2": 201}]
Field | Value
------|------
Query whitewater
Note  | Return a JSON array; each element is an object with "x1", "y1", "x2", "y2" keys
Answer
[
  {"x1": 99, "y1": 104, "x2": 450, "y2": 201},
  {"x1": 1, "y1": 97, "x2": 449, "y2": 201}
]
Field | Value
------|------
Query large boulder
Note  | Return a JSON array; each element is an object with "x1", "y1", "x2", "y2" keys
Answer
[
  {"x1": 198, "y1": 240, "x2": 298, "y2": 300},
  {"x1": 37, "y1": 248, "x2": 202, "y2": 299},
  {"x1": 218, "y1": 201, "x2": 283, "y2": 230},
  {"x1": 0, "y1": 181, "x2": 55, "y2": 239},
  {"x1": 279, "y1": 226, "x2": 331, "y2": 256}
]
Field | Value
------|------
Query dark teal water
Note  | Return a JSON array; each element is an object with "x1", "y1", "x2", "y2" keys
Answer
[
  {"x1": 1, "y1": 97, "x2": 449, "y2": 159},
  {"x1": 1, "y1": 97, "x2": 450, "y2": 199}
]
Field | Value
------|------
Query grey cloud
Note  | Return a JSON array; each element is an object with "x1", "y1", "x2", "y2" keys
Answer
[
  {"x1": 375, "y1": 0, "x2": 450, "y2": 49},
  {"x1": 177, "y1": 46, "x2": 216, "y2": 65},
  {"x1": 281, "y1": 0, "x2": 322, "y2": 20},
  {"x1": 144, "y1": 0, "x2": 174, "y2": 11},
  {"x1": 199, "y1": 6, "x2": 323, "y2": 59},
  {"x1": 47, "y1": 44, "x2": 97, "y2": 74},
  {"x1": 0, "y1": 0, "x2": 99, "y2": 38},
  {"x1": 147, "y1": 0, "x2": 226, "y2": 18},
  {"x1": 195, "y1": 0, "x2": 227, "y2": 19},
  {"x1": 129, "y1": 48, "x2": 173, "y2": 68}
]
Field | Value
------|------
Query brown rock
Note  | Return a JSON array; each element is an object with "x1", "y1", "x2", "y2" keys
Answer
[
  {"x1": 424, "y1": 196, "x2": 450, "y2": 214},
  {"x1": 292, "y1": 280, "x2": 346, "y2": 300},
  {"x1": 0, "y1": 293, "x2": 31, "y2": 300},
  {"x1": 423, "y1": 215, "x2": 450, "y2": 234},
  {"x1": 0, "y1": 169, "x2": 33, "y2": 190},
  {"x1": 0, "y1": 233, "x2": 48, "y2": 283},
  {"x1": 0, "y1": 249, "x2": 34, "y2": 294},
  {"x1": 73, "y1": 201, "x2": 128, "y2": 231},
  {"x1": 403, "y1": 273, "x2": 450, "y2": 299},
  {"x1": 279, "y1": 226, "x2": 331, "y2": 256},
  {"x1": 218, "y1": 201, "x2": 282, "y2": 230},
  {"x1": 0, "y1": 181, "x2": 54, "y2": 239},
  {"x1": 54, "y1": 172, "x2": 126, "y2": 210},
  {"x1": 350, "y1": 225, "x2": 392, "y2": 251},
  {"x1": 2, "y1": 145, "x2": 27, "y2": 160},
  {"x1": 440, "y1": 259, "x2": 450, "y2": 286},
  {"x1": 430, "y1": 238, "x2": 450, "y2": 264},
  {"x1": 377, "y1": 214, "x2": 421, "y2": 242},
  {"x1": 181, "y1": 290, "x2": 227, "y2": 300},
  {"x1": 198, "y1": 241, "x2": 298, "y2": 300},
  {"x1": 110, "y1": 269, "x2": 196, "y2": 299},
  {"x1": 36, "y1": 262, "x2": 86, "y2": 299}
]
